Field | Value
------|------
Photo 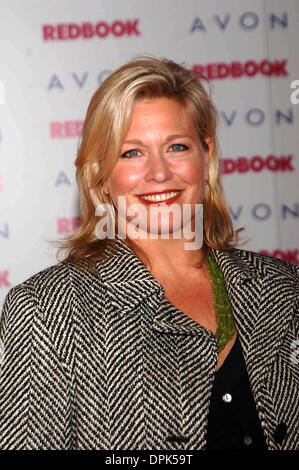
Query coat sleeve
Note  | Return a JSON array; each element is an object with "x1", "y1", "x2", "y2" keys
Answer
[
  {"x1": 0, "y1": 285, "x2": 37, "y2": 449},
  {"x1": 0, "y1": 280, "x2": 75, "y2": 450}
]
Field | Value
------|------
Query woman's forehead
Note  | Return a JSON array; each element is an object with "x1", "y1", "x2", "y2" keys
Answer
[{"x1": 128, "y1": 97, "x2": 196, "y2": 132}]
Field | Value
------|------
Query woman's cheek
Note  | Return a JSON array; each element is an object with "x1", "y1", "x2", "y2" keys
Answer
[
  {"x1": 109, "y1": 165, "x2": 143, "y2": 195},
  {"x1": 175, "y1": 159, "x2": 203, "y2": 183}
]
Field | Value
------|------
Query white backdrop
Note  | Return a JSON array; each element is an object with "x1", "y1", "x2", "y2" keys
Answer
[{"x1": 0, "y1": 0, "x2": 298, "y2": 307}]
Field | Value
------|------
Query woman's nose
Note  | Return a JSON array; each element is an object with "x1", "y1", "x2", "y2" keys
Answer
[{"x1": 144, "y1": 151, "x2": 173, "y2": 183}]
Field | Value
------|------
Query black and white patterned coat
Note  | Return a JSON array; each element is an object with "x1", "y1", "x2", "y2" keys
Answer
[{"x1": 0, "y1": 239, "x2": 298, "y2": 450}]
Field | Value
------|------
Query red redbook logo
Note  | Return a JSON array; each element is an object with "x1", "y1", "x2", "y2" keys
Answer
[
  {"x1": 193, "y1": 59, "x2": 288, "y2": 80},
  {"x1": 43, "y1": 20, "x2": 140, "y2": 41},
  {"x1": 259, "y1": 249, "x2": 299, "y2": 264},
  {"x1": 221, "y1": 155, "x2": 294, "y2": 174}
]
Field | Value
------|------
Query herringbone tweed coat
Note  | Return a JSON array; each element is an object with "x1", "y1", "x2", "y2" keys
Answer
[{"x1": 0, "y1": 239, "x2": 298, "y2": 450}]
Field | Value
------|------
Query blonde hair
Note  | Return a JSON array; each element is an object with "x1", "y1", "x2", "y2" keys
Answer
[{"x1": 56, "y1": 56, "x2": 241, "y2": 272}]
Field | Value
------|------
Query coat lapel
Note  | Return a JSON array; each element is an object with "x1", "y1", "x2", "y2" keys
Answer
[
  {"x1": 211, "y1": 248, "x2": 296, "y2": 379},
  {"x1": 211, "y1": 248, "x2": 297, "y2": 448},
  {"x1": 95, "y1": 238, "x2": 168, "y2": 449}
]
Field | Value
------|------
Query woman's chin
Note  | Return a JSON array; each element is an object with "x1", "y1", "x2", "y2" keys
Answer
[{"x1": 126, "y1": 220, "x2": 186, "y2": 240}]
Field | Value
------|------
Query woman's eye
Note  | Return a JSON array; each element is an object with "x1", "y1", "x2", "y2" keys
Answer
[
  {"x1": 121, "y1": 149, "x2": 140, "y2": 159},
  {"x1": 169, "y1": 144, "x2": 188, "y2": 152}
]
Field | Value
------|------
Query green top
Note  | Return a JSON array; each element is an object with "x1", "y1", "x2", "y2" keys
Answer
[{"x1": 206, "y1": 254, "x2": 236, "y2": 352}]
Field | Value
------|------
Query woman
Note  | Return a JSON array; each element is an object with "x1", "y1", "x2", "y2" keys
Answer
[{"x1": 0, "y1": 57, "x2": 298, "y2": 450}]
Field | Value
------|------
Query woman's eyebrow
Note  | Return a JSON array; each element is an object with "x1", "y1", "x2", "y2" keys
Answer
[
  {"x1": 123, "y1": 139, "x2": 145, "y2": 145},
  {"x1": 123, "y1": 135, "x2": 193, "y2": 146},
  {"x1": 164, "y1": 134, "x2": 193, "y2": 142}
]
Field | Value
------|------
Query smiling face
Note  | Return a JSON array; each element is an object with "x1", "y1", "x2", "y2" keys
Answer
[{"x1": 103, "y1": 96, "x2": 213, "y2": 238}]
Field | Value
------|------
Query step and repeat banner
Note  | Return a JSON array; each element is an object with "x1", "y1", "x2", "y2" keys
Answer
[{"x1": 0, "y1": 0, "x2": 298, "y2": 306}]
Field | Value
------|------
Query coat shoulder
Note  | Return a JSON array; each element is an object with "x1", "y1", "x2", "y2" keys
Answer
[
  {"x1": 228, "y1": 247, "x2": 299, "y2": 280},
  {"x1": 1, "y1": 260, "x2": 100, "y2": 322},
  {"x1": 3, "y1": 262, "x2": 71, "y2": 309}
]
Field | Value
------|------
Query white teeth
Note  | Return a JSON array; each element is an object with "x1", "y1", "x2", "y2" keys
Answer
[{"x1": 139, "y1": 191, "x2": 180, "y2": 202}]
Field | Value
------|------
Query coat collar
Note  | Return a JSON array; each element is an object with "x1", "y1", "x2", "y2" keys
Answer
[
  {"x1": 95, "y1": 237, "x2": 165, "y2": 314},
  {"x1": 94, "y1": 237, "x2": 263, "y2": 314},
  {"x1": 93, "y1": 239, "x2": 296, "y2": 358}
]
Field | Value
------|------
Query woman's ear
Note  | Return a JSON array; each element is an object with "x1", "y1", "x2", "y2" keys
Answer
[
  {"x1": 203, "y1": 138, "x2": 213, "y2": 180},
  {"x1": 102, "y1": 179, "x2": 110, "y2": 195}
]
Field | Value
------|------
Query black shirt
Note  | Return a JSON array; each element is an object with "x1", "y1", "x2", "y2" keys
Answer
[{"x1": 206, "y1": 334, "x2": 268, "y2": 450}]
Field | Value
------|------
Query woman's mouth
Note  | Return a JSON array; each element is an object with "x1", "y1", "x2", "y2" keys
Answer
[{"x1": 136, "y1": 190, "x2": 182, "y2": 205}]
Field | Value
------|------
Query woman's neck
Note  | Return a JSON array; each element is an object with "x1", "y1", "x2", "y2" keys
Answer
[{"x1": 129, "y1": 236, "x2": 206, "y2": 273}]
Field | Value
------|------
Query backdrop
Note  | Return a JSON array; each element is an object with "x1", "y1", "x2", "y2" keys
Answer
[{"x1": 0, "y1": 0, "x2": 298, "y2": 307}]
